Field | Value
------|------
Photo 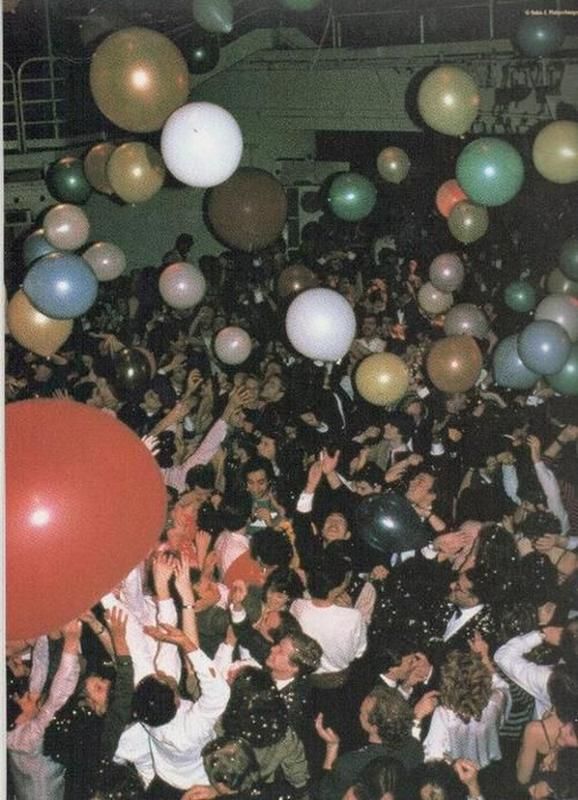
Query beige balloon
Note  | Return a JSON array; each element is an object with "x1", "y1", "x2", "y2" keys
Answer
[
  {"x1": 84, "y1": 142, "x2": 116, "y2": 194},
  {"x1": 107, "y1": 142, "x2": 166, "y2": 204},
  {"x1": 448, "y1": 200, "x2": 489, "y2": 244},
  {"x1": 376, "y1": 147, "x2": 411, "y2": 184},
  {"x1": 418, "y1": 281, "x2": 454, "y2": 315},
  {"x1": 418, "y1": 65, "x2": 480, "y2": 136},
  {"x1": 356, "y1": 353, "x2": 410, "y2": 406},
  {"x1": 7, "y1": 290, "x2": 73, "y2": 356},
  {"x1": 43, "y1": 204, "x2": 90, "y2": 251},
  {"x1": 533, "y1": 121, "x2": 578, "y2": 184},
  {"x1": 547, "y1": 267, "x2": 578, "y2": 297}
]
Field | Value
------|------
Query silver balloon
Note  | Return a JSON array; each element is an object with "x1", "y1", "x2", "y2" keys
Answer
[
  {"x1": 429, "y1": 253, "x2": 465, "y2": 293},
  {"x1": 214, "y1": 326, "x2": 252, "y2": 365},
  {"x1": 418, "y1": 282, "x2": 453, "y2": 315},
  {"x1": 444, "y1": 303, "x2": 489, "y2": 338},
  {"x1": 535, "y1": 293, "x2": 578, "y2": 343},
  {"x1": 83, "y1": 241, "x2": 126, "y2": 282},
  {"x1": 493, "y1": 334, "x2": 540, "y2": 390},
  {"x1": 518, "y1": 320, "x2": 572, "y2": 375},
  {"x1": 159, "y1": 262, "x2": 206, "y2": 310}
]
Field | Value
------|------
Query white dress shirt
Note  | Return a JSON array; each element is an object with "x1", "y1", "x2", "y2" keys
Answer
[
  {"x1": 494, "y1": 630, "x2": 552, "y2": 719},
  {"x1": 290, "y1": 598, "x2": 367, "y2": 673}
]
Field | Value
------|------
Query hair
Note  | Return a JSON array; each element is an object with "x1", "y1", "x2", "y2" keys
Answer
[
  {"x1": 284, "y1": 630, "x2": 322, "y2": 676},
  {"x1": 306, "y1": 559, "x2": 351, "y2": 600},
  {"x1": 72, "y1": 381, "x2": 98, "y2": 404},
  {"x1": 185, "y1": 463, "x2": 215, "y2": 491},
  {"x1": 440, "y1": 651, "x2": 493, "y2": 722},
  {"x1": 250, "y1": 528, "x2": 293, "y2": 570},
  {"x1": 353, "y1": 756, "x2": 411, "y2": 800},
  {"x1": 471, "y1": 524, "x2": 520, "y2": 603},
  {"x1": 262, "y1": 567, "x2": 304, "y2": 603},
  {"x1": 371, "y1": 638, "x2": 423, "y2": 675},
  {"x1": 548, "y1": 663, "x2": 578, "y2": 724},
  {"x1": 92, "y1": 762, "x2": 145, "y2": 800},
  {"x1": 384, "y1": 412, "x2": 414, "y2": 441},
  {"x1": 354, "y1": 462, "x2": 385, "y2": 487},
  {"x1": 202, "y1": 736, "x2": 259, "y2": 793},
  {"x1": 561, "y1": 619, "x2": 578, "y2": 671},
  {"x1": 242, "y1": 456, "x2": 275, "y2": 485},
  {"x1": 221, "y1": 668, "x2": 288, "y2": 748},
  {"x1": 521, "y1": 509, "x2": 563, "y2": 541},
  {"x1": 410, "y1": 760, "x2": 466, "y2": 800},
  {"x1": 131, "y1": 675, "x2": 178, "y2": 727},
  {"x1": 365, "y1": 685, "x2": 413, "y2": 750}
]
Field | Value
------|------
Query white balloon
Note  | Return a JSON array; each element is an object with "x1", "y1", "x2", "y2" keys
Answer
[
  {"x1": 83, "y1": 241, "x2": 126, "y2": 281},
  {"x1": 535, "y1": 293, "x2": 578, "y2": 342},
  {"x1": 214, "y1": 326, "x2": 252, "y2": 365},
  {"x1": 159, "y1": 262, "x2": 206, "y2": 309},
  {"x1": 285, "y1": 288, "x2": 356, "y2": 362},
  {"x1": 161, "y1": 102, "x2": 243, "y2": 188}
]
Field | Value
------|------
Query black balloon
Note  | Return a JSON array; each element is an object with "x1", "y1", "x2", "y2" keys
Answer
[
  {"x1": 356, "y1": 492, "x2": 428, "y2": 555},
  {"x1": 186, "y1": 36, "x2": 220, "y2": 74},
  {"x1": 111, "y1": 348, "x2": 152, "y2": 400}
]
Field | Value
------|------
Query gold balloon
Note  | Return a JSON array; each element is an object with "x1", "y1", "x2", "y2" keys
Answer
[
  {"x1": 277, "y1": 264, "x2": 318, "y2": 298},
  {"x1": 418, "y1": 282, "x2": 453, "y2": 315},
  {"x1": 106, "y1": 142, "x2": 166, "y2": 204},
  {"x1": 417, "y1": 65, "x2": 480, "y2": 136},
  {"x1": 84, "y1": 142, "x2": 116, "y2": 195},
  {"x1": 376, "y1": 147, "x2": 411, "y2": 184},
  {"x1": 356, "y1": 353, "x2": 410, "y2": 406},
  {"x1": 7, "y1": 290, "x2": 73, "y2": 356},
  {"x1": 426, "y1": 335, "x2": 483, "y2": 393},
  {"x1": 448, "y1": 200, "x2": 489, "y2": 244},
  {"x1": 533, "y1": 121, "x2": 578, "y2": 184},
  {"x1": 89, "y1": 27, "x2": 189, "y2": 133},
  {"x1": 547, "y1": 268, "x2": 578, "y2": 298}
]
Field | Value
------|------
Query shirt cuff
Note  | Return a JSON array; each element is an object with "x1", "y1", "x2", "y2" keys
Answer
[{"x1": 296, "y1": 492, "x2": 314, "y2": 514}]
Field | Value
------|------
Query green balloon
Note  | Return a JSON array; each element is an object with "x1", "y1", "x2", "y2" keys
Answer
[
  {"x1": 504, "y1": 280, "x2": 537, "y2": 313},
  {"x1": 560, "y1": 237, "x2": 578, "y2": 281},
  {"x1": 192, "y1": 0, "x2": 233, "y2": 34},
  {"x1": 447, "y1": 200, "x2": 488, "y2": 244},
  {"x1": 45, "y1": 156, "x2": 92, "y2": 205},
  {"x1": 456, "y1": 138, "x2": 524, "y2": 207},
  {"x1": 547, "y1": 343, "x2": 578, "y2": 395},
  {"x1": 281, "y1": 0, "x2": 321, "y2": 9},
  {"x1": 547, "y1": 268, "x2": 578, "y2": 298},
  {"x1": 515, "y1": 16, "x2": 564, "y2": 58},
  {"x1": 328, "y1": 172, "x2": 377, "y2": 222}
]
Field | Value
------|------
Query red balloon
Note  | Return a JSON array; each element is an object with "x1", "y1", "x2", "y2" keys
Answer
[
  {"x1": 435, "y1": 179, "x2": 468, "y2": 219},
  {"x1": 7, "y1": 400, "x2": 166, "y2": 640}
]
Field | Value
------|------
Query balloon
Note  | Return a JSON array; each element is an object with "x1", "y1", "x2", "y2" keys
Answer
[
  {"x1": 547, "y1": 268, "x2": 578, "y2": 298},
  {"x1": 186, "y1": 36, "x2": 220, "y2": 74},
  {"x1": 493, "y1": 334, "x2": 540, "y2": 390},
  {"x1": 547, "y1": 343, "x2": 578, "y2": 395},
  {"x1": 357, "y1": 492, "x2": 429, "y2": 555},
  {"x1": 435, "y1": 179, "x2": 467, "y2": 218},
  {"x1": 328, "y1": 172, "x2": 377, "y2": 222},
  {"x1": 448, "y1": 200, "x2": 488, "y2": 244},
  {"x1": 79, "y1": 2, "x2": 128, "y2": 49},
  {"x1": 6, "y1": 400, "x2": 166, "y2": 639},
  {"x1": 43, "y1": 203, "x2": 90, "y2": 251},
  {"x1": 504, "y1": 280, "x2": 537, "y2": 312},
  {"x1": 111, "y1": 347, "x2": 152, "y2": 400},
  {"x1": 456, "y1": 138, "x2": 524, "y2": 206},
  {"x1": 355, "y1": 353, "x2": 410, "y2": 406},
  {"x1": 84, "y1": 142, "x2": 116, "y2": 195},
  {"x1": 23, "y1": 252, "x2": 98, "y2": 319},
  {"x1": 429, "y1": 253, "x2": 464, "y2": 293},
  {"x1": 23, "y1": 228, "x2": 58, "y2": 267},
  {"x1": 45, "y1": 156, "x2": 92, "y2": 204},
  {"x1": 535, "y1": 294, "x2": 578, "y2": 343},
  {"x1": 192, "y1": 0, "x2": 233, "y2": 34},
  {"x1": 7, "y1": 290, "x2": 73, "y2": 356},
  {"x1": 417, "y1": 65, "x2": 480, "y2": 136},
  {"x1": 426, "y1": 336, "x2": 483, "y2": 393},
  {"x1": 207, "y1": 168, "x2": 287, "y2": 251},
  {"x1": 89, "y1": 27, "x2": 189, "y2": 133},
  {"x1": 444, "y1": 303, "x2": 489, "y2": 338},
  {"x1": 418, "y1": 282, "x2": 453, "y2": 315},
  {"x1": 277, "y1": 264, "x2": 318, "y2": 298},
  {"x1": 286, "y1": 288, "x2": 356, "y2": 362},
  {"x1": 518, "y1": 320, "x2": 572, "y2": 375},
  {"x1": 515, "y1": 16, "x2": 564, "y2": 58},
  {"x1": 83, "y1": 241, "x2": 126, "y2": 282},
  {"x1": 281, "y1": 0, "x2": 322, "y2": 10},
  {"x1": 161, "y1": 102, "x2": 243, "y2": 189},
  {"x1": 376, "y1": 147, "x2": 410, "y2": 184},
  {"x1": 159, "y1": 262, "x2": 207, "y2": 310},
  {"x1": 214, "y1": 326, "x2": 252, "y2": 365},
  {"x1": 560, "y1": 237, "x2": 578, "y2": 281},
  {"x1": 106, "y1": 142, "x2": 165, "y2": 204},
  {"x1": 532, "y1": 121, "x2": 578, "y2": 184}
]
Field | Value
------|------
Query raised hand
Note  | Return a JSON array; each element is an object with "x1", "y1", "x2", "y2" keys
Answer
[
  {"x1": 321, "y1": 448, "x2": 340, "y2": 475},
  {"x1": 413, "y1": 690, "x2": 440, "y2": 721},
  {"x1": 104, "y1": 607, "x2": 129, "y2": 656},
  {"x1": 174, "y1": 555, "x2": 195, "y2": 604},
  {"x1": 230, "y1": 579, "x2": 248, "y2": 611},
  {"x1": 315, "y1": 713, "x2": 340, "y2": 747},
  {"x1": 143, "y1": 622, "x2": 195, "y2": 651}
]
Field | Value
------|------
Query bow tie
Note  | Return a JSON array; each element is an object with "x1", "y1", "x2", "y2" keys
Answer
[{"x1": 451, "y1": 605, "x2": 464, "y2": 618}]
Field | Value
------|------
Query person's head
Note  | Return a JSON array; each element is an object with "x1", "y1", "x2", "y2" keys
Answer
[
  {"x1": 406, "y1": 471, "x2": 437, "y2": 508},
  {"x1": 521, "y1": 510, "x2": 563, "y2": 542},
  {"x1": 260, "y1": 374, "x2": 286, "y2": 403},
  {"x1": 72, "y1": 381, "x2": 104, "y2": 407},
  {"x1": 447, "y1": 570, "x2": 481, "y2": 609},
  {"x1": 411, "y1": 760, "x2": 466, "y2": 800},
  {"x1": 360, "y1": 314, "x2": 379, "y2": 339},
  {"x1": 256, "y1": 432, "x2": 277, "y2": 462},
  {"x1": 250, "y1": 528, "x2": 293, "y2": 573},
  {"x1": 185, "y1": 464, "x2": 215, "y2": 503},
  {"x1": 175, "y1": 233, "x2": 194, "y2": 256},
  {"x1": 403, "y1": 397, "x2": 426, "y2": 421},
  {"x1": 78, "y1": 674, "x2": 112, "y2": 717},
  {"x1": 243, "y1": 456, "x2": 275, "y2": 499},
  {"x1": 32, "y1": 359, "x2": 54, "y2": 383},
  {"x1": 373, "y1": 639, "x2": 429, "y2": 683},
  {"x1": 262, "y1": 567, "x2": 304, "y2": 610},
  {"x1": 202, "y1": 737, "x2": 259, "y2": 796},
  {"x1": 445, "y1": 393, "x2": 469, "y2": 415},
  {"x1": 440, "y1": 650, "x2": 493, "y2": 722},
  {"x1": 322, "y1": 511, "x2": 352, "y2": 544},
  {"x1": 359, "y1": 685, "x2": 413, "y2": 748},
  {"x1": 242, "y1": 374, "x2": 260, "y2": 404},
  {"x1": 353, "y1": 463, "x2": 384, "y2": 496},
  {"x1": 306, "y1": 559, "x2": 351, "y2": 601},
  {"x1": 383, "y1": 413, "x2": 414, "y2": 444},
  {"x1": 548, "y1": 663, "x2": 578, "y2": 724},
  {"x1": 131, "y1": 674, "x2": 179, "y2": 727},
  {"x1": 344, "y1": 756, "x2": 410, "y2": 800},
  {"x1": 266, "y1": 630, "x2": 322, "y2": 680}
]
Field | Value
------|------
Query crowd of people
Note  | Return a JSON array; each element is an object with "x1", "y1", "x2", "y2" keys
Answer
[{"x1": 5, "y1": 209, "x2": 578, "y2": 800}]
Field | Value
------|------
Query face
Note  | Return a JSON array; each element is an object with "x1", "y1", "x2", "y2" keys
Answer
[
  {"x1": 359, "y1": 695, "x2": 376, "y2": 734},
  {"x1": 557, "y1": 721, "x2": 578, "y2": 748},
  {"x1": 257, "y1": 436, "x2": 276, "y2": 461},
  {"x1": 265, "y1": 587, "x2": 290, "y2": 612},
  {"x1": 407, "y1": 473, "x2": 436, "y2": 506},
  {"x1": 33, "y1": 364, "x2": 53, "y2": 382},
  {"x1": 190, "y1": 486, "x2": 213, "y2": 505},
  {"x1": 405, "y1": 401, "x2": 423, "y2": 419},
  {"x1": 88, "y1": 386, "x2": 104, "y2": 408},
  {"x1": 261, "y1": 376, "x2": 283, "y2": 402},
  {"x1": 353, "y1": 480, "x2": 379, "y2": 497},
  {"x1": 243, "y1": 377, "x2": 260, "y2": 402},
  {"x1": 246, "y1": 469, "x2": 269, "y2": 499},
  {"x1": 322, "y1": 513, "x2": 350, "y2": 543},
  {"x1": 266, "y1": 637, "x2": 298, "y2": 677},
  {"x1": 143, "y1": 389, "x2": 162, "y2": 413},
  {"x1": 445, "y1": 393, "x2": 468, "y2": 414},
  {"x1": 420, "y1": 785, "x2": 445, "y2": 800},
  {"x1": 529, "y1": 781, "x2": 554, "y2": 799},
  {"x1": 383, "y1": 423, "x2": 402, "y2": 442},
  {"x1": 84, "y1": 675, "x2": 111, "y2": 716},
  {"x1": 361, "y1": 317, "x2": 378, "y2": 338},
  {"x1": 449, "y1": 572, "x2": 478, "y2": 608}
]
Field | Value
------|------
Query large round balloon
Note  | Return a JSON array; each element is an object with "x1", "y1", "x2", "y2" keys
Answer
[
  {"x1": 547, "y1": 343, "x2": 578, "y2": 395},
  {"x1": 106, "y1": 142, "x2": 165, "y2": 204},
  {"x1": 418, "y1": 282, "x2": 453, "y2": 315},
  {"x1": 89, "y1": 27, "x2": 189, "y2": 132},
  {"x1": 355, "y1": 353, "x2": 409, "y2": 406},
  {"x1": 159, "y1": 262, "x2": 207, "y2": 310},
  {"x1": 23, "y1": 252, "x2": 98, "y2": 319},
  {"x1": 493, "y1": 334, "x2": 540, "y2": 390},
  {"x1": 6, "y1": 400, "x2": 166, "y2": 640},
  {"x1": 192, "y1": 0, "x2": 233, "y2": 34},
  {"x1": 111, "y1": 347, "x2": 152, "y2": 400},
  {"x1": 456, "y1": 138, "x2": 524, "y2": 206},
  {"x1": 286, "y1": 288, "x2": 356, "y2": 362},
  {"x1": 504, "y1": 280, "x2": 537, "y2": 312},
  {"x1": 46, "y1": 156, "x2": 92, "y2": 204},
  {"x1": 535, "y1": 294, "x2": 578, "y2": 343},
  {"x1": 161, "y1": 102, "x2": 243, "y2": 189},
  {"x1": 214, "y1": 326, "x2": 252, "y2": 365},
  {"x1": 207, "y1": 168, "x2": 287, "y2": 251},
  {"x1": 444, "y1": 303, "x2": 489, "y2": 338},
  {"x1": 277, "y1": 264, "x2": 318, "y2": 298},
  {"x1": 426, "y1": 335, "x2": 483, "y2": 393},
  {"x1": 84, "y1": 142, "x2": 116, "y2": 195},
  {"x1": 7, "y1": 290, "x2": 73, "y2": 357},
  {"x1": 186, "y1": 36, "x2": 220, "y2": 74},
  {"x1": 435, "y1": 179, "x2": 468, "y2": 218},
  {"x1": 518, "y1": 320, "x2": 572, "y2": 375},
  {"x1": 23, "y1": 228, "x2": 58, "y2": 267},
  {"x1": 533, "y1": 121, "x2": 578, "y2": 184},
  {"x1": 417, "y1": 65, "x2": 480, "y2": 136},
  {"x1": 328, "y1": 173, "x2": 377, "y2": 222},
  {"x1": 83, "y1": 241, "x2": 126, "y2": 282},
  {"x1": 547, "y1": 268, "x2": 578, "y2": 298},
  {"x1": 43, "y1": 204, "x2": 90, "y2": 251},
  {"x1": 376, "y1": 147, "x2": 410, "y2": 184},
  {"x1": 560, "y1": 237, "x2": 578, "y2": 281},
  {"x1": 515, "y1": 16, "x2": 564, "y2": 58},
  {"x1": 429, "y1": 253, "x2": 464, "y2": 293},
  {"x1": 448, "y1": 200, "x2": 489, "y2": 244},
  {"x1": 357, "y1": 492, "x2": 428, "y2": 555}
]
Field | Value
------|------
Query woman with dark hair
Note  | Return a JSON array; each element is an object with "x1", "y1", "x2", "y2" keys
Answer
[{"x1": 343, "y1": 756, "x2": 411, "y2": 800}]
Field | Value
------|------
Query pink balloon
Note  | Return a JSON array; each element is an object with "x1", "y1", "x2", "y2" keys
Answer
[
  {"x1": 83, "y1": 241, "x2": 126, "y2": 281},
  {"x1": 43, "y1": 204, "x2": 90, "y2": 251},
  {"x1": 159, "y1": 262, "x2": 206, "y2": 310},
  {"x1": 429, "y1": 253, "x2": 465, "y2": 293},
  {"x1": 214, "y1": 326, "x2": 252, "y2": 365}
]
